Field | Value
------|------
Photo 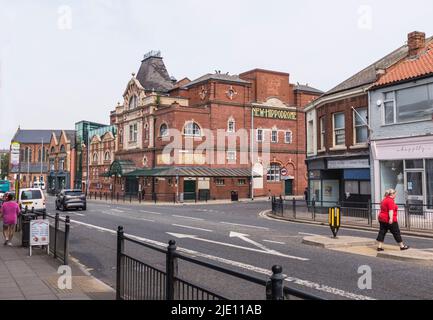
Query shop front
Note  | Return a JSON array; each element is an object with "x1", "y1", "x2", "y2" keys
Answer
[
  {"x1": 372, "y1": 136, "x2": 433, "y2": 209},
  {"x1": 307, "y1": 156, "x2": 371, "y2": 206}
]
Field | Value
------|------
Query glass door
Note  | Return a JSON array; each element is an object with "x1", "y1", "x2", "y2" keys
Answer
[{"x1": 406, "y1": 171, "x2": 424, "y2": 215}]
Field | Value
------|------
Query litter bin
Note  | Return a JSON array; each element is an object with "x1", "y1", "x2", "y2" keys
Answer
[
  {"x1": 21, "y1": 212, "x2": 37, "y2": 248},
  {"x1": 231, "y1": 191, "x2": 239, "y2": 202}
]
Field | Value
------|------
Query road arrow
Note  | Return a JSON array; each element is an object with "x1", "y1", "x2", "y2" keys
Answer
[
  {"x1": 166, "y1": 233, "x2": 309, "y2": 261},
  {"x1": 229, "y1": 232, "x2": 277, "y2": 253}
]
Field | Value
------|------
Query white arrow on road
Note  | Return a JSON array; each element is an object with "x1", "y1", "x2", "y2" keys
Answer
[
  {"x1": 166, "y1": 233, "x2": 309, "y2": 261},
  {"x1": 229, "y1": 232, "x2": 277, "y2": 253}
]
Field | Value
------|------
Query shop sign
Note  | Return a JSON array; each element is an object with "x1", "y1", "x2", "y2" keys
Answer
[
  {"x1": 327, "y1": 159, "x2": 370, "y2": 169},
  {"x1": 252, "y1": 107, "x2": 297, "y2": 121}
]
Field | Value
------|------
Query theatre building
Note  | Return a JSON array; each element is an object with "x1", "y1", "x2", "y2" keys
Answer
[{"x1": 105, "y1": 52, "x2": 322, "y2": 200}]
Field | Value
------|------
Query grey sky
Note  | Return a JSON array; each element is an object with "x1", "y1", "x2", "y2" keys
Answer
[{"x1": 1, "y1": 0, "x2": 432, "y2": 149}]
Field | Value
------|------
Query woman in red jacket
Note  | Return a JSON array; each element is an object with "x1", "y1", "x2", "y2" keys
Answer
[{"x1": 377, "y1": 189, "x2": 409, "y2": 252}]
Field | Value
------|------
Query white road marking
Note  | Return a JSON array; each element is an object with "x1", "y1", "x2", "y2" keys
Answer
[
  {"x1": 140, "y1": 210, "x2": 162, "y2": 215},
  {"x1": 172, "y1": 224, "x2": 213, "y2": 233},
  {"x1": 299, "y1": 232, "x2": 318, "y2": 236},
  {"x1": 111, "y1": 209, "x2": 124, "y2": 213},
  {"x1": 75, "y1": 213, "x2": 86, "y2": 217},
  {"x1": 230, "y1": 232, "x2": 277, "y2": 253},
  {"x1": 220, "y1": 222, "x2": 269, "y2": 231},
  {"x1": 167, "y1": 233, "x2": 308, "y2": 261},
  {"x1": 173, "y1": 215, "x2": 204, "y2": 221},
  {"x1": 68, "y1": 219, "x2": 375, "y2": 300},
  {"x1": 263, "y1": 240, "x2": 286, "y2": 245},
  {"x1": 139, "y1": 218, "x2": 156, "y2": 223}
]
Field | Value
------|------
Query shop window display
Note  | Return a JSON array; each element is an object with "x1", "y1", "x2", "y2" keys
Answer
[{"x1": 380, "y1": 161, "x2": 405, "y2": 204}]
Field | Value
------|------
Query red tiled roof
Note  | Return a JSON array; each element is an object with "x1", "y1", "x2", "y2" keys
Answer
[{"x1": 375, "y1": 40, "x2": 433, "y2": 87}]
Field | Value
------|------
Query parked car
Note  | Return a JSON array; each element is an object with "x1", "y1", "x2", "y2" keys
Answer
[
  {"x1": 55, "y1": 189, "x2": 87, "y2": 211},
  {"x1": 18, "y1": 188, "x2": 46, "y2": 214}
]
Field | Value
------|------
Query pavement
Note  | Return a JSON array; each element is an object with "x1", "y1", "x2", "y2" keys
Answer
[{"x1": 0, "y1": 232, "x2": 115, "y2": 300}]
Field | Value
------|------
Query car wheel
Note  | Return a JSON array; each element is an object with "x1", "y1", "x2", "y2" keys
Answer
[{"x1": 82, "y1": 205, "x2": 87, "y2": 211}]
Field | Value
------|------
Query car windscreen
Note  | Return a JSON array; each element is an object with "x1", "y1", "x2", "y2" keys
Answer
[
  {"x1": 65, "y1": 191, "x2": 83, "y2": 196},
  {"x1": 21, "y1": 190, "x2": 43, "y2": 200}
]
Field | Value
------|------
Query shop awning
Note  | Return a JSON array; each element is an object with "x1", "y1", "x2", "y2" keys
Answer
[{"x1": 125, "y1": 167, "x2": 261, "y2": 178}]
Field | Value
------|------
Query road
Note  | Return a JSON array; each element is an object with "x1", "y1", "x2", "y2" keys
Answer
[{"x1": 46, "y1": 197, "x2": 433, "y2": 300}]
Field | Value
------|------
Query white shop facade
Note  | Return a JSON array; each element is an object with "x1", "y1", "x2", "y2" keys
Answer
[{"x1": 371, "y1": 135, "x2": 433, "y2": 208}]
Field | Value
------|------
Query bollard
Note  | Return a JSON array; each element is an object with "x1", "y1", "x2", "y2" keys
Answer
[
  {"x1": 367, "y1": 200, "x2": 372, "y2": 227},
  {"x1": 54, "y1": 213, "x2": 59, "y2": 259},
  {"x1": 312, "y1": 200, "x2": 316, "y2": 221},
  {"x1": 166, "y1": 240, "x2": 178, "y2": 300},
  {"x1": 64, "y1": 216, "x2": 70, "y2": 265},
  {"x1": 116, "y1": 226, "x2": 124, "y2": 300},
  {"x1": 267, "y1": 266, "x2": 284, "y2": 300},
  {"x1": 292, "y1": 197, "x2": 297, "y2": 219}
]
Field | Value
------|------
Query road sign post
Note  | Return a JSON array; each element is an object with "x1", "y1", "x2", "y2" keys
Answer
[{"x1": 329, "y1": 207, "x2": 341, "y2": 238}]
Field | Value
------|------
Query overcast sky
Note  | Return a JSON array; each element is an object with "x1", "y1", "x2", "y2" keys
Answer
[{"x1": 1, "y1": 0, "x2": 433, "y2": 149}]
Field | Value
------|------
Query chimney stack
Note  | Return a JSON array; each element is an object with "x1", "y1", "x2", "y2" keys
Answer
[{"x1": 408, "y1": 31, "x2": 426, "y2": 57}]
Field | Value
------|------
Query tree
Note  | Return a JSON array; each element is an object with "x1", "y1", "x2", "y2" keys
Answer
[{"x1": 0, "y1": 153, "x2": 9, "y2": 180}]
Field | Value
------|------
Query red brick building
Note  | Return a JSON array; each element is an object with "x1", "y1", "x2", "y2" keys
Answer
[{"x1": 104, "y1": 52, "x2": 322, "y2": 200}]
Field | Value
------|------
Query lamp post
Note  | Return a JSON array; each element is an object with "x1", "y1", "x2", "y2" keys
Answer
[{"x1": 251, "y1": 108, "x2": 255, "y2": 201}]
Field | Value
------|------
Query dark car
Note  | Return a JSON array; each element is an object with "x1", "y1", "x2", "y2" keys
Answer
[{"x1": 55, "y1": 190, "x2": 87, "y2": 211}]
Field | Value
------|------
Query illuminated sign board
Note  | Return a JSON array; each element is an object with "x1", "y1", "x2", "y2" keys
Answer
[{"x1": 252, "y1": 108, "x2": 297, "y2": 121}]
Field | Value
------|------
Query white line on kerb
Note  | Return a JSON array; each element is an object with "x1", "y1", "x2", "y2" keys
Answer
[
  {"x1": 68, "y1": 219, "x2": 375, "y2": 300},
  {"x1": 263, "y1": 240, "x2": 286, "y2": 245},
  {"x1": 220, "y1": 222, "x2": 269, "y2": 230},
  {"x1": 173, "y1": 215, "x2": 204, "y2": 221},
  {"x1": 172, "y1": 224, "x2": 213, "y2": 233}
]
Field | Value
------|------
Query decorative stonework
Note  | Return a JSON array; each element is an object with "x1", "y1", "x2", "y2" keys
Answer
[
  {"x1": 199, "y1": 86, "x2": 208, "y2": 100},
  {"x1": 226, "y1": 86, "x2": 238, "y2": 100}
]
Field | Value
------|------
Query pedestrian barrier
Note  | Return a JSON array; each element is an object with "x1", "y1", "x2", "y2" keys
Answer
[
  {"x1": 116, "y1": 226, "x2": 323, "y2": 301},
  {"x1": 271, "y1": 198, "x2": 433, "y2": 233}
]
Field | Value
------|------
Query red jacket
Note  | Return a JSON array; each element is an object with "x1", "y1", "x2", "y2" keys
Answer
[{"x1": 379, "y1": 196, "x2": 398, "y2": 224}]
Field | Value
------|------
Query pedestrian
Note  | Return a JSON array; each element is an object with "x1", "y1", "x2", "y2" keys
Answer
[
  {"x1": 268, "y1": 190, "x2": 272, "y2": 201},
  {"x1": 0, "y1": 193, "x2": 21, "y2": 246},
  {"x1": 304, "y1": 188, "x2": 309, "y2": 205},
  {"x1": 376, "y1": 189, "x2": 409, "y2": 252}
]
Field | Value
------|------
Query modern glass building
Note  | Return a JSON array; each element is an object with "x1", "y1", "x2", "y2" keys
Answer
[{"x1": 74, "y1": 121, "x2": 108, "y2": 189}]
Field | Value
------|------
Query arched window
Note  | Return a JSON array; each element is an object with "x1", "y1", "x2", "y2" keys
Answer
[
  {"x1": 184, "y1": 122, "x2": 201, "y2": 137},
  {"x1": 144, "y1": 124, "x2": 149, "y2": 140},
  {"x1": 24, "y1": 147, "x2": 32, "y2": 162},
  {"x1": 46, "y1": 149, "x2": 49, "y2": 162},
  {"x1": 104, "y1": 151, "x2": 111, "y2": 162},
  {"x1": 129, "y1": 95, "x2": 137, "y2": 110},
  {"x1": 38, "y1": 149, "x2": 42, "y2": 162},
  {"x1": 267, "y1": 163, "x2": 281, "y2": 182},
  {"x1": 160, "y1": 123, "x2": 169, "y2": 137},
  {"x1": 50, "y1": 147, "x2": 55, "y2": 154},
  {"x1": 93, "y1": 153, "x2": 98, "y2": 163},
  {"x1": 60, "y1": 145, "x2": 66, "y2": 153}
]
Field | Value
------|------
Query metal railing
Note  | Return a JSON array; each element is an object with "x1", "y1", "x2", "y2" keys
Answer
[
  {"x1": 116, "y1": 226, "x2": 324, "y2": 301},
  {"x1": 88, "y1": 191, "x2": 211, "y2": 204},
  {"x1": 271, "y1": 197, "x2": 433, "y2": 233}
]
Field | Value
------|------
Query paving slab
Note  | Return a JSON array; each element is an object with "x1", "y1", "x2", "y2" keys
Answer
[
  {"x1": 377, "y1": 249, "x2": 433, "y2": 263},
  {"x1": 302, "y1": 235, "x2": 377, "y2": 249}
]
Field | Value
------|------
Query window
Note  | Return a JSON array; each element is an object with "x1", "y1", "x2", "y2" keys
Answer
[
  {"x1": 320, "y1": 117, "x2": 325, "y2": 149},
  {"x1": 215, "y1": 178, "x2": 225, "y2": 186},
  {"x1": 228, "y1": 119, "x2": 235, "y2": 133},
  {"x1": 427, "y1": 160, "x2": 433, "y2": 209},
  {"x1": 257, "y1": 129, "x2": 263, "y2": 142},
  {"x1": 267, "y1": 163, "x2": 281, "y2": 182},
  {"x1": 285, "y1": 131, "x2": 293, "y2": 144},
  {"x1": 119, "y1": 130, "x2": 123, "y2": 144},
  {"x1": 333, "y1": 113, "x2": 345, "y2": 146},
  {"x1": 354, "y1": 108, "x2": 368, "y2": 144},
  {"x1": 21, "y1": 190, "x2": 42, "y2": 200},
  {"x1": 59, "y1": 159, "x2": 65, "y2": 171},
  {"x1": 384, "y1": 84, "x2": 433, "y2": 124},
  {"x1": 160, "y1": 124, "x2": 168, "y2": 137},
  {"x1": 238, "y1": 179, "x2": 246, "y2": 186},
  {"x1": 49, "y1": 160, "x2": 55, "y2": 172},
  {"x1": 184, "y1": 122, "x2": 201, "y2": 137},
  {"x1": 144, "y1": 124, "x2": 149, "y2": 140},
  {"x1": 129, "y1": 95, "x2": 137, "y2": 110},
  {"x1": 129, "y1": 124, "x2": 138, "y2": 142},
  {"x1": 104, "y1": 151, "x2": 111, "y2": 162},
  {"x1": 93, "y1": 153, "x2": 98, "y2": 163},
  {"x1": 360, "y1": 181, "x2": 371, "y2": 195},
  {"x1": 271, "y1": 130, "x2": 278, "y2": 143},
  {"x1": 345, "y1": 181, "x2": 359, "y2": 194},
  {"x1": 227, "y1": 151, "x2": 236, "y2": 161},
  {"x1": 60, "y1": 145, "x2": 66, "y2": 153}
]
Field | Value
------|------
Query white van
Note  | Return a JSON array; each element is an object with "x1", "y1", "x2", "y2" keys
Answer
[{"x1": 19, "y1": 188, "x2": 46, "y2": 214}]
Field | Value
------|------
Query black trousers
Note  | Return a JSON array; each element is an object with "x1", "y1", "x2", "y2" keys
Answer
[{"x1": 377, "y1": 222, "x2": 403, "y2": 243}]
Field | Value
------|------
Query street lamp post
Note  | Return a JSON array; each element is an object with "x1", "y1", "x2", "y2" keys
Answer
[{"x1": 251, "y1": 108, "x2": 255, "y2": 201}]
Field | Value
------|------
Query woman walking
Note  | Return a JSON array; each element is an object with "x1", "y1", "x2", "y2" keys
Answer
[
  {"x1": 0, "y1": 193, "x2": 20, "y2": 246},
  {"x1": 377, "y1": 189, "x2": 409, "y2": 252}
]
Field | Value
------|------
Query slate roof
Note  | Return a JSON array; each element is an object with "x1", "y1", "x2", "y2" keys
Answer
[
  {"x1": 374, "y1": 37, "x2": 433, "y2": 88},
  {"x1": 10, "y1": 164, "x2": 48, "y2": 174},
  {"x1": 182, "y1": 73, "x2": 251, "y2": 89},
  {"x1": 136, "y1": 53, "x2": 174, "y2": 93},
  {"x1": 324, "y1": 44, "x2": 409, "y2": 96},
  {"x1": 294, "y1": 84, "x2": 324, "y2": 95},
  {"x1": 12, "y1": 130, "x2": 63, "y2": 144},
  {"x1": 126, "y1": 167, "x2": 260, "y2": 178}
]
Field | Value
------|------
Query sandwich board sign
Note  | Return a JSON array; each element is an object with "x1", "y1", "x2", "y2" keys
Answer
[{"x1": 30, "y1": 220, "x2": 50, "y2": 256}]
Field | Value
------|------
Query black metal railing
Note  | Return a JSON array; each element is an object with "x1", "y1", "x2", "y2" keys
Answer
[
  {"x1": 116, "y1": 226, "x2": 324, "y2": 301},
  {"x1": 271, "y1": 197, "x2": 433, "y2": 233},
  {"x1": 88, "y1": 191, "x2": 211, "y2": 204}
]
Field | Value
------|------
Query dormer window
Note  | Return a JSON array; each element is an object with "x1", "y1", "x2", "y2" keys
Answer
[{"x1": 129, "y1": 95, "x2": 138, "y2": 110}]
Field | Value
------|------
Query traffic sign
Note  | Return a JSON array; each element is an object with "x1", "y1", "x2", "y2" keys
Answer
[{"x1": 281, "y1": 168, "x2": 288, "y2": 176}]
